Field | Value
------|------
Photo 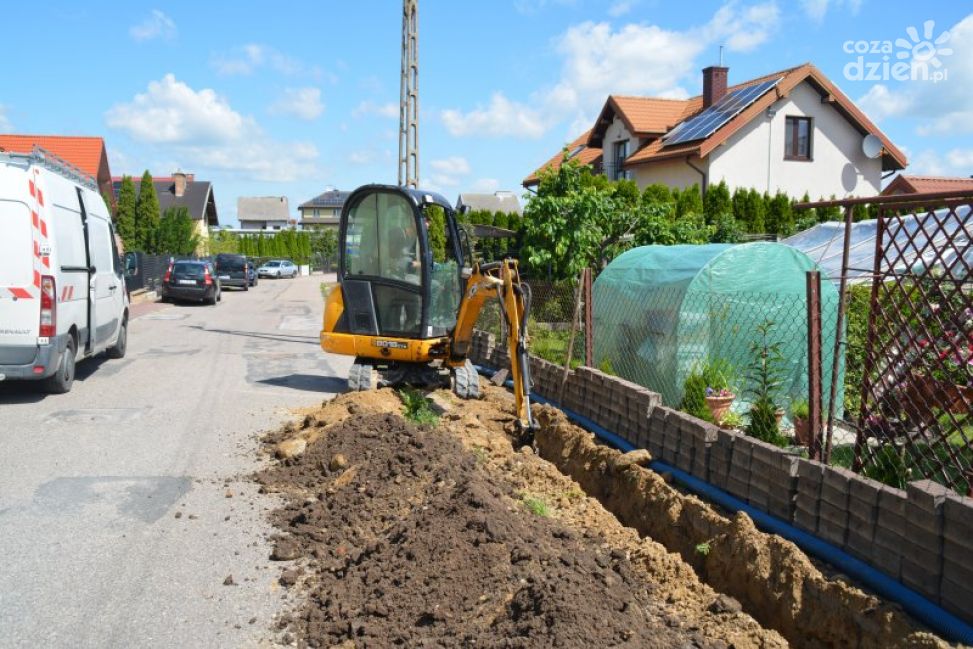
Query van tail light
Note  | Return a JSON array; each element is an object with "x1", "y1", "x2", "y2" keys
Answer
[
  {"x1": 40, "y1": 275, "x2": 56, "y2": 338},
  {"x1": 163, "y1": 264, "x2": 173, "y2": 283},
  {"x1": 203, "y1": 267, "x2": 213, "y2": 285}
]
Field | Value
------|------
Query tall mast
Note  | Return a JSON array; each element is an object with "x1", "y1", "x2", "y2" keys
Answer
[{"x1": 398, "y1": 0, "x2": 419, "y2": 188}]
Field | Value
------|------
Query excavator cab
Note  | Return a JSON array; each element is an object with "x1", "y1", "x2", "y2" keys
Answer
[
  {"x1": 337, "y1": 185, "x2": 465, "y2": 342},
  {"x1": 321, "y1": 184, "x2": 535, "y2": 431}
]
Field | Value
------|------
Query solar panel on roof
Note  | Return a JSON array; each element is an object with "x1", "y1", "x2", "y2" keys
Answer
[{"x1": 664, "y1": 78, "x2": 781, "y2": 146}]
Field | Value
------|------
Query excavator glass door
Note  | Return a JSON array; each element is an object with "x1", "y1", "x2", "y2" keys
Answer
[{"x1": 339, "y1": 187, "x2": 464, "y2": 340}]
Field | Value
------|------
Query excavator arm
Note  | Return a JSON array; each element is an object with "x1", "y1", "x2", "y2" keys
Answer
[{"x1": 451, "y1": 259, "x2": 536, "y2": 431}]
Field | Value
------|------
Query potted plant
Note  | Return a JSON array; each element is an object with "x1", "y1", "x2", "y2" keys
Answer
[
  {"x1": 790, "y1": 399, "x2": 810, "y2": 446},
  {"x1": 702, "y1": 358, "x2": 736, "y2": 424}
]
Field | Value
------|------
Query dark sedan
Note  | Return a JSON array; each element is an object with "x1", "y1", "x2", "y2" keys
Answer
[{"x1": 161, "y1": 260, "x2": 222, "y2": 305}]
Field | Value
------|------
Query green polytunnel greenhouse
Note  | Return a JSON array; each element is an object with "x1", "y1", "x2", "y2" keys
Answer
[{"x1": 593, "y1": 243, "x2": 844, "y2": 414}]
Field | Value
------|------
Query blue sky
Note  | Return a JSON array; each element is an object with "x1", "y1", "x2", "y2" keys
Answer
[{"x1": 1, "y1": 1, "x2": 970, "y2": 225}]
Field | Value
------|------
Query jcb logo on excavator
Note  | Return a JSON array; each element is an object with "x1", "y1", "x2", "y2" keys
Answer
[{"x1": 374, "y1": 340, "x2": 408, "y2": 350}]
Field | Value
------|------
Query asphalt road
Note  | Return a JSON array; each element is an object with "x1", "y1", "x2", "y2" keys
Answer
[{"x1": 0, "y1": 274, "x2": 351, "y2": 648}]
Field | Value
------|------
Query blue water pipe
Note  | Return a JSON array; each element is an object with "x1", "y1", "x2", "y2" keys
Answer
[{"x1": 473, "y1": 364, "x2": 973, "y2": 645}]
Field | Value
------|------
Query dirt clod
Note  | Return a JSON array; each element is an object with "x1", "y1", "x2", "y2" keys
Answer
[
  {"x1": 271, "y1": 538, "x2": 302, "y2": 562},
  {"x1": 328, "y1": 454, "x2": 347, "y2": 471},
  {"x1": 223, "y1": 575, "x2": 236, "y2": 586}
]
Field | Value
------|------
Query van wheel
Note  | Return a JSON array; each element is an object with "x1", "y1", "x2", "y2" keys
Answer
[
  {"x1": 44, "y1": 339, "x2": 76, "y2": 394},
  {"x1": 107, "y1": 318, "x2": 128, "y2": 359}
]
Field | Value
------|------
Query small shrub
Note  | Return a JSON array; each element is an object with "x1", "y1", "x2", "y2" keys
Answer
[
  {"x1": 694, "y1": 541, "x2": 711, "y2": 556},
  {"x1": 398, "y1": 388, "x2": 439, "y2": 426},
  {"x1": 720, "y1": 410, "x2": 743, "y2": 429},
  {"x1": 681, "y1": 370, "x2": 713, "y2": 422}
]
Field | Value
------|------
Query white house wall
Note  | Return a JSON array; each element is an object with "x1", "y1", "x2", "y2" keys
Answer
[
  {"x1": 630, "y1": 157, "x2": 707, "y2": 191},
  {"x1": 707, "y1": 81, "x2": 882, "y2": 199}
]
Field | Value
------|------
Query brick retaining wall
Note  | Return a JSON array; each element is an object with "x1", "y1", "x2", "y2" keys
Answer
[{"x1": 469, "y1": 329, "x2": 973, "y2": 623}]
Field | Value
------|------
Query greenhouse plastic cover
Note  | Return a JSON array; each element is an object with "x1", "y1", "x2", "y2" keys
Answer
[
  {"x1": 784, "y1": 205, "x2": 972, "y2": 282},
  {"x1": 594, "y1": 242, "x2": 843, "y2": 411}
]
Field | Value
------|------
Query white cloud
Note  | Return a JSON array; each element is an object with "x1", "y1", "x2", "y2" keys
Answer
[
  {"x1": 352, "y1": 100, "x2": 399, "y2": 119},
  {"x1": 908, "y1": 147, "x2": 973, "y2": 176},
  {"x1": 0, "y1": 104, "x2": 11, "y2": 131},
  {"x1": 105, "y1": 75, "x2": 318, "y2": 182},
  {"x1": 188, "y1": 140, "x2": 318, "y2": 183},
  {"x1": 470, "y1": 178, "x2": 500, "y2": 193},
  {"x1": 514, "y1": 0, "x2": 577, "y2": 15},
  {"x1": 130, "y1": 10, "x2": 177, "y2": 42},
  {"x1": 430, "y1": 156, "x2": 471, "y2": 176},
  {"x1": 854, "y1": 14, "x2": 973, "y2": 137},
  {"x1": 211, "y1": 44, "x2": 313, "y2": 77},
  {"x1": 856, "y1": 84, "x2": 916, "y2": 122},
  {"x1": 608, "y1": 0, "x2": 638, "y2": 17},
  {"x1": 106, "y1": 74, "x2": 249, "y2": 144},
  {"x1": 269, "y1": 87, "x2": 324, "y2": 121},
  {"x1": 799, "y1": 0, "x2": 862, "y2": 22},
  {"x1": 441, "y1": 3, "x2": 780, "y2": 139},
  {"x1": 349, "y1": 149, "x2": 382, "y2": 165},
  {"x1": 442, "y1": 93, "x2": 547, "y2": 139}
]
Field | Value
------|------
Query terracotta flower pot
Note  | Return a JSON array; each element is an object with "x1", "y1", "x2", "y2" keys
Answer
[{"x1": 705, "y1": 394, "x2": 735, "y2": 424}]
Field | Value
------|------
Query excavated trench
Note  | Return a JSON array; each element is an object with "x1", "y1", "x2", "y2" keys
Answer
[{"x1": 255, "y1": 384, "x2": 955, "y2": 649}]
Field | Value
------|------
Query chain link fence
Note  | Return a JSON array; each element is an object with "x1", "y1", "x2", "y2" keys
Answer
[{"x1": 473, "y1": 278, "x2": 588, "y2": 368}]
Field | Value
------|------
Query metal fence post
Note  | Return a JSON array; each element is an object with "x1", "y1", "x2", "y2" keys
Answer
[
  {"x1": 583, "y1": 267, "x2": 594, "y2": 367},
  {"x1": 824, "y1": 204, "x2": 856, "y2": 463},
  {"x1": 807, "y1": 270, "x2": 823, "y2": 461}
]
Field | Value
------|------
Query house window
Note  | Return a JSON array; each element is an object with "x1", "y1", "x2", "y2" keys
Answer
[
  {"x1": 785, "y1": 116, "x2": 812, "y2": 161},
  {"x1": 612, "y1": 140, "x2": 629, "y2": 180}
]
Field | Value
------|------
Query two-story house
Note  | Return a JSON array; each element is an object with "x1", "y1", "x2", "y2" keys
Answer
[
  {"x1": 525, "y1": 63, "x2": 906, "y2": 199},
  {"x1": 298, "y1": 189, "x2": 350, "y2": 231}
]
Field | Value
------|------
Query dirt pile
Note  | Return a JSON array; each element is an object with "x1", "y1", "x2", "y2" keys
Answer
[{"x1": 257, "y1": 391, "x2": 784, "y2": 648}]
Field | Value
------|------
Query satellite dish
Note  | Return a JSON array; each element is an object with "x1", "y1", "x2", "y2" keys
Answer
[{"x1": 862, "y1": 134, "x2": 883, "y2": 159}]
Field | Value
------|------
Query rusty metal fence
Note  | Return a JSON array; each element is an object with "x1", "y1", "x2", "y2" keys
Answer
[{"x1": 797, "y1": 191, "x2": 973, "y2": 495}]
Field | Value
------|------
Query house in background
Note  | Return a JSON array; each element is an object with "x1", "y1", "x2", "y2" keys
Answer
[
  {"x1": 881, "y1": 174, "x2": 973, "y2": 196},
  {"x1": 0, "y1": 134, "x2": 113, "y2": 198},
  {"x1": 112, "y1": 170, "x2": 219, "y2": 244},
  {"x1": 524, "y1": 63, "x2": 906, "y2": 200},
  {"x1": 238, "y1": 196, "x2": 291, "y2": 231},
  {"x1": 298, "y1": 188, "x2": 350, "y2": 230},
  {"x1": 456, "y1": 191, "x2": 523, "y2": 215}
]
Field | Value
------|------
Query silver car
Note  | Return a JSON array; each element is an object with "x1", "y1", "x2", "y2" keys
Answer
[{"x1": 257, "y1": 259, "x2": 298, "y2": 278}]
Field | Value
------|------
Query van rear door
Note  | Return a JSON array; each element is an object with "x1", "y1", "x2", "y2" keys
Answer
[{"x1": 0, "y1": 198, "x2": 39, "y2": 348}]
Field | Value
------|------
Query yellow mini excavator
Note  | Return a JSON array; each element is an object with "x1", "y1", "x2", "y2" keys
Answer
[{"x1": 320, "y1": 184, "x2": 535, "y2": 431}]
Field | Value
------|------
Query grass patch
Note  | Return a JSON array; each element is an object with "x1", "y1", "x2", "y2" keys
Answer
[
  {"x1": 520, "y1": 494, "x2": 551, "y2": 517},
  {"x1": 471, "y1": 446, "x2": 489, "y2": 464},
  {"x1": 398, "y1": 388, "x2": 440, "y2": 426},
  {"x1": 694, "y1": 541, "x2": 712, "y2": 556}
]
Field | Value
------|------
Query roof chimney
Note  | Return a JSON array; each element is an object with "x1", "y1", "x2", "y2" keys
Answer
[
  {"x1": 702, "y1": 66, "x2": 729, "y2": 109},
  {"x1": 173, "y1": 170, "x2": 187, "y2": 197}
]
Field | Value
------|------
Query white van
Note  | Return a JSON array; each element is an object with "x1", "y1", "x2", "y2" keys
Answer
[{"x1": 0, "y1": 148, "x2": 129, "y2": 393}]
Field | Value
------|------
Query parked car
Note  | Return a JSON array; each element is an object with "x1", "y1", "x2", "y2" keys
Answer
[
  {"x1": 214, "y1": 253, "x2": 250, "y2": 290},
  {"x1": 0, "y1": 149, "x2": 129, "y2": 393},
  {"x1": 257, "y1": 259, "x2": 298, "y2": 278},
  {"x1": 246, "y1": 260, "x2": 259, "y2": 287},
  {"x1": 161, "y1": 260, "x2": 221, "y2": 305}
]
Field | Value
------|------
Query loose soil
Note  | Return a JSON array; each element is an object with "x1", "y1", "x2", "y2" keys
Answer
[{"x1": 257, "y1": 388, "x2": 783, "y2": 648}]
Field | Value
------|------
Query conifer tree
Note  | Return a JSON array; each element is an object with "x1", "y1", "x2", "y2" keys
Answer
[
  {"x1": 115, "y1": 175, "x2": 138, "y2": 249},
  {"x1": 135, "y1": 171, "x2": 161, "y2": 253}
]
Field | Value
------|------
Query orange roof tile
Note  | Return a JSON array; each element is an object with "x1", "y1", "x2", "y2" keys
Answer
[
  {"x1": 0, "y1": 134, "x2": 107, "y2": 179},
  {"x1": 881, "y1": 174, "x2": 973, "y2": 195},
  {"x1": 523, "y1": 129, "x2": 602, "y2": 187}
]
